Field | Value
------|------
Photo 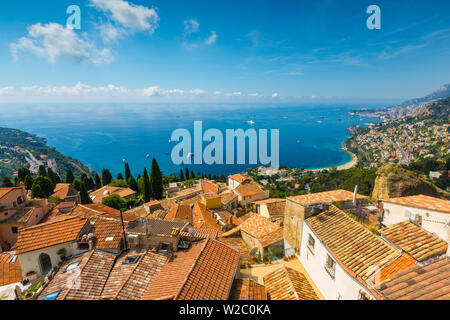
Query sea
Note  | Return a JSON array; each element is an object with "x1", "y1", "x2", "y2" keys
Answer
[{"x1": 0, "y1": 102, "x2": 387, "y2": 177}]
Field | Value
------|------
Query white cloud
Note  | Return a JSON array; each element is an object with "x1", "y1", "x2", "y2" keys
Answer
[
  {"x1": 182, "y1": 18, "x2": 217, "y2": 50},
  {"x1": 184, "y1": 19, "x2": 200, "y2": 34},
  {"x1": 10, "y1": 23, "x2": 112, "y2": 64},
  {"x1": 272, "y1": 93, "x2": 279, "y2": 98},
  {"x1": 89, "y1": 0, "x2": 159, "y2": 33},
  {"x1": 0, "y1": 83, "x2": 281, "y2": 102},
  {"x1": 205, "y1": 31, "x2": 217, "y2": 45}
]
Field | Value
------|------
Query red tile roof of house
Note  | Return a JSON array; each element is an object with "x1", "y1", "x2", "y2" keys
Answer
[
  {"x1": 38, "y1": 250, "x2": 116, "y2": 300},
  {"x1": 15, "y1": 216, "x2": 88, "y2": 254},
  {"x1": 306, "y1": 206, "x2": 400, "y2": 283},
  {"x1": 201, "y1": 180, "x2": 219, "y2": 195},
  {"x1": 263, "y1": 266, "x2": 319, "y2": 300},
  {"x1": 254, "y1": 199, "x2": 286, "y2": 216},
  {"x1": 72, "y1": 204, "x2": 139, "y2": 222},
  {"x1": 51, "y1": 183, "x2": 79, "y2": 200},
  {"x1": 221, "y1": 192, "x2": 238, "y2": 205},
  {"x1": 142, "y1": 239, "x2": 240, "y2": 300},
  {"x1": 192, "y1": 202, "x2": 222, "y2": 232},
  {"x1": 164, "y1": 205, "x2": 192, "y2": 222},
  {"x1": 239, "y1": 214, "x2": 281, "y2": 240},
  {"x1": 89, "y1": 186, "x2": 136, "y2": 204},
  {"x1": 234, "y1": 182, "x2": 266, "y2": 197},
  {"x1": 377, "y1": 257, "x2": 450, "y2": 300},
  {"x1": 381, "y1": 221, "x2": 448, "y2": 262},
  {"x1": 229, "y1": 174, "x2": 251, "y2": 184},
  {"x1": 41, "y1": 201, "x2": 76, "y2": 223},
  {"x1": 89, "y1": 216, "x2": 124, "y2": 251},
  {"x1": 375, "y1": 253, "x2": 417, "y2": 286},
  {"x1": 230, "y1": 278, "x2": 267, "y2": 300},
  {"x1": 289, "y1": 189, "x2": 367, "y2": 206},
  {"x1": 0, "y1": 253, "x2": 22, "y2": 286},
  {"x1": 102, "y1": 249, "x2": 168, "y2": 300},
  {"x1": 384, "y1": 194, "x2": 450, "y2": 214},
  {"x1": 0, "y1": 187, "x2": 23, "y2": 200}
]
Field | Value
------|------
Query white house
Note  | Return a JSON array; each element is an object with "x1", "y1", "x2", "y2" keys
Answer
[
  {"x1": 228, "y1": 173, "x2": 252, "y2": 190},
  {"x1": 382, "y1": 195, "x2": 450, "y2": 241},
  {"x1": 293, "y1": 206, "x2": 401, "y2": 300}
]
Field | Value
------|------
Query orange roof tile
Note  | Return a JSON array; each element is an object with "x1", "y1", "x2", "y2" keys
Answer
[
  {"x1": 165, "y1": 205, "x2": 192, "y2": 222},
  {"x1": 306, "y1": 206, "x2": 400, "y2": 282},
  {"x1": 0, "y1": 253, "x2": 22, "y2": 286},
  {"x1": 15, "y1": 216, "x2": 88, "y2": 254},
  {"x1": 381, "y1": 221, "x2": 448, "y2": 262},
  {"x1": 230, "y1": 278, "x2": 267, "y2": 300},
  {"x1": 221, "y1": 192, "x2": 238, "y2": 205},
  {"x1": 377, "y1": 257, "x2": 450, "y2": 300},
  {"x1": 38, "y1": 250, "x2": 116, "y2": 300},
  {"x1": 375, "y1": 253, "x2": 417, "y2": 285},
  {"x1": 102, "y1": 249, "x2": 167, "y2": 300},
  {"x1": 263, "y1": 266, "x2": 319, "y2": 300},
  {"x1": 201, "y1": 180, "x2": 219, "y2": 195},
  {"x1": 192, "y1": 202, "x2": 222, "y2": 232},
  {"x1": 239, "y1": 214, "x2": 281, "y2": 240},
  {"x1": 0, "y1": 187, "x2": 23, "y2": 200},
  {"x1": 51, "y1": 183, "x2": 79, "y2": 200},
  {"x1": 72, "y1": 204, "x2": 139, "y2": 222},
  {"x1": 235, "y1": 181, "x2": 266, "y2": 197},
  {"x1": 229, "y1": 174, "x2": 251, "y2": 184},
  {"x1": 142, "y1": 239, "x2": 240, "y2": 300},
  {"x1": 89, "y1": 186, "x2": 136, "y2": 204},
  {"x1": 384, "y1": 194, "x2": 450, "y2": 213},
  {"x1": 289, "y1": 189, "x2": 367, "y2": 206},
  {"x1": 89, "y1": 216, "x2": 124, "y2": 251}
]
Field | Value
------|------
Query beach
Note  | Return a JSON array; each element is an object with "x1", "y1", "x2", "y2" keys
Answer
[{"x1": 310, "y1": 149, "x2": 358, "y2": 172}]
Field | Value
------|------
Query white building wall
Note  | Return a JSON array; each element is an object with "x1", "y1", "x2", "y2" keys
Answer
[
  {"x1": 383, "y1": 202, "x2": 450, "y2": 241},
  {"x1": 18, "y1": 242, "x2": 84, "y2": 277},
  {"x1": 298, "y1": 222, "x2": 375, "y2": 300},
  {"x1": 228, "y1": 178, "x2": 240, "y2": 190}
]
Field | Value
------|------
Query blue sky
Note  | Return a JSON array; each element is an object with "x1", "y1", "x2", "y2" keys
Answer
[{"x1": 0, "y1": 0, "x2": 449, "y2": 102}]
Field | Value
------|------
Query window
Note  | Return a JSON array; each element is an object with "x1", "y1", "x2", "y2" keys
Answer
[
  {"x1": 307, "y1": 234, "x2": 315, "y2": 253},
  {"x1": 11, "y1": 227, "x2": 18, "y2": 234},
  {"x1": 122, "y1": 255, "x2": 141, "y2": 265},
  {"x1": 77, "y1": 243, "x2": 89, "y2": 250},
  {"x1": 65, "y1": 261, "x2": 80, "y2": 273},
  {"x1": 159, "y1": 243, "x2": 171, "y2": 252},
  {"x1": 324, "y1": 254, "x2": 336, "y2": 279},
  {"x1": 43, "y1": 291, "x2": 60, "y2": 300}
]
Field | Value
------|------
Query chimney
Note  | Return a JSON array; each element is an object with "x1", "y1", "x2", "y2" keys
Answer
[{"x1": 353, "y1": 185, "x2": 358, "y2": 207}]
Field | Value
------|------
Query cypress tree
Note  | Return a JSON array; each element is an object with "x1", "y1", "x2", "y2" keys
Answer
[
  {"x1": 80, "y1": 182, "x2": 92, "y2": 204},
  {"x1": 143, "y1": 168, "x2": 151, "y2": 203},
  {"x1": 102, "y1": 169, "x2": 112, "y2": 186},
  {"x1": 117, "y1": 173, "x2": 124, "y2": 180},
  {"x1": 18, "y1": 168, "x2": 31, "y2": 182},
  {"x1": 31, "y1": 176, "x2": 54, "y2": 198},
  {"x1": 190, "y1": 171, "x2": 195, "y2": 180},
  {"x1": 24, "y1": 175, "x2": 33, "y2": 190},
  {"x1": 65, "y1": 170, "x2": 75, "y2": 184},
  {"x1": 180, "y1": 169, "x2": 185, "y2": 181},
  {"x1": 2, "y1": 176, "x2": 13, "y2": 187},
  {"x1": 185, "y1": 168, "x2": 190, "y2": 181},
  {"x1": 87, "y1": 177, "x2": 95, "y2": 190},
  {"x1": 38, "y1": 165, "x2": 47, "y2": 177},
  {"x1": 94, "y1": 173, "x2": 101, "y2": 189},
  {"x1": 72, "y1": 180, "x2": 81, "y2": 191},
  {"x1": 124, "y1": 162, "x2": 132, "y2": 182},
  {"x1": 127, "y1": 177, "x2": 138, "y2": 192},
  {"x1": 150, "y1": 158, "x2": 163, "y2": 200}
]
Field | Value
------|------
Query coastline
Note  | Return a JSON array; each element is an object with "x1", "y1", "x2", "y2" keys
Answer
[{"x1": 309, "y1": 147, "x2": 358, "y2": 172}]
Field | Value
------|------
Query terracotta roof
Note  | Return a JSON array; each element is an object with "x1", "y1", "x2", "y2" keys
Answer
[
  {"x1": 72, "y1": 204, "x2": 139, "y2": 222},
  {"x1": 263, "y1": 266, "x2": 319, "y2": 300},
  {"x1": 377, "y1": 257, "x2": 450, "y2": 300},
  {"x1": 38, "y1": 250, "x2": 116, "y2": 300},
  {"x1": 165, "y1": 205, "x2": 192, "y2": 222},
  {"x1": 381, "y1": 221, "x2": 448, "y2": 262},
  {"x1": 192, "y1": 202, "x2": 222, "y2": 232},
  {"x1": 229, "y1": 174, "x2": 251, "y2": 184},
  {"x1": 41, "y1": 201, "x2": 76, "y2": 223},
  {"x1": 218, "y1": 235, "x2": 252, "y2": 265},
  {"x1": 1, "y1": 206, "x2": 36, "y2": 223},
  {"x1": 142, "y1": 239, "x2": 240, "y2": 300},
  {"x1": 254, "y1": 199, "x2": 286, "y2": 216},
  {"x1": 221, "y1": 192, "x2": 238, "y2": 205},
  {"x1": 235, "y1": 182, "x2": 266, "y2": 197},
  {"x1": 201, "y1": 180, "x2": 219, "y2": 195},
  {"x1": 124, "y1": 206, "x2": 148, "y2": 218},
  {"x1": 0, "y1": 253, "x2": 22, "y2": 286},
  {"x1": 15, "y1": 216, "x2": 88, "y2": 254},
  {"x1": 0, "y1": 187, "x2": 22, "y2": 200},
  {"x1": 240, "y1": 214, "x2": 281, "y2": 240},
  {"x1": 289, "y1": 189, "x2": 367, "y2": 206},
  {"x1": 230, "y1": 278, "x2": 267, "y2": 300},
  {"x1": 259, "y1": 228, "x2": 284, "y2": 248},
  {"x1": 384, "y1": 194, "x2": 450, "y2": 214},
  {"x1": 102, "y1": 249, "x2": 167, "y2": 300},
  {"x1": 51, "y1": 183, "x2": 79, "y2": 200},
  {"x1": 89, "y1": 186, "x2": 136, "y2": 204},
  {"x1": 126, "y1": 219, "x2": 187, "y2": 236},
  {"x1": 306, "y1": 206, "x2": 400, "y2": 282},
  {"x1": 89, "y1": 216, "x2": 124, "y2": 251},
  {"x1": 375, "y1": 253, "x2": 417, "y2": 286}
]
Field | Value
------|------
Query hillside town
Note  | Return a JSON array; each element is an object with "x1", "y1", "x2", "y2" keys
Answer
[
  {"x1": 0, "y1": 167, "x2": 448, "y2": 301},
  {"x1": 348, "y1": 121, "x2": 449, "y2": 168}
]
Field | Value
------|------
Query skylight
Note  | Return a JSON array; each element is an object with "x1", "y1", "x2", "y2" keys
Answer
[
  {"x1": 122, "y1": 255, "x2": 141, "y2": 265},
  {"x1": 65, "y1": 261, "x2": 80, "y2": 272},
  {"x1": 43, "y1": 291, "x2": 60, "y2": 300}
]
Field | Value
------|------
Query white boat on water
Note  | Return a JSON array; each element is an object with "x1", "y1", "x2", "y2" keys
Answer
[{"x1": 247, "y1": 120, "x2": 255, "y2": 125}]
